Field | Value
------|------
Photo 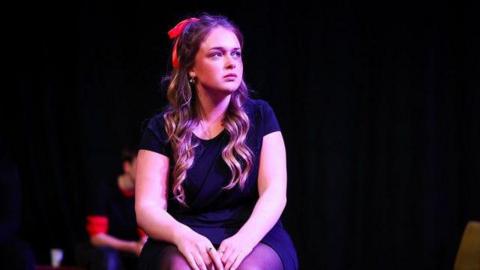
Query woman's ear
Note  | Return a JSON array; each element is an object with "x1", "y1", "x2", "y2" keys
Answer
[{"x1": 189, "y1": 71, "x2": 196, "y2": 78}]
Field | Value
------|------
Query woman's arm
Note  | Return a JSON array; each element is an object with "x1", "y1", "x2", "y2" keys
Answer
[
  {"x1": 135, "y1": 149, "x2": 223, "y2": 270},
  {"x1": 219, "y1": 131, "x2": 287, "y2": 269},
  {"x1": 135, "y1": 149, "x2": 181, "y2": 242}
]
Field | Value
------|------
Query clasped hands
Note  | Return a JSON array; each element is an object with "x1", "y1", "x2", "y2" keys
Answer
[{"x1": 175, "y1": 226, "x2": 255, "y2": 270}]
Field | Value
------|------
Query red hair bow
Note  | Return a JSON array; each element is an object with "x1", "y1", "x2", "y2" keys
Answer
[{"x1": 168, "y1": 18, "x2": 199, "y2": 69}]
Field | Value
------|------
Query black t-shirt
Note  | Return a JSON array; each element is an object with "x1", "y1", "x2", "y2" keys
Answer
[{"x1": 138, "y1": 98, "x2": 280, "y2": 240}]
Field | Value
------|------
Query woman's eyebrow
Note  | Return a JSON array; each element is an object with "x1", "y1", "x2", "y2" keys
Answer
[{"x1": 208, "y1": 46, "x2": 241, "y2": 52}]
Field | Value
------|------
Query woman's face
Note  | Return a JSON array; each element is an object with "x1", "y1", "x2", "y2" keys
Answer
[{"x1": 189, "y1": 26, "x2": 243, "y2": 94}]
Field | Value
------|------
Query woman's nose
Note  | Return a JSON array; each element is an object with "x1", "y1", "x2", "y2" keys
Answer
[{"x1": 225, "y1": 56, "x2": 236, "y2": 69}]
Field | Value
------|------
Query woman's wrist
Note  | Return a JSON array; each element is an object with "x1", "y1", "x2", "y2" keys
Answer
[
  {"x1": 235, "y1": 230, "x2": 258, "y2": 248},
  {"x1": 172, "y1": 224, "x2": 192, "y2": 246}
]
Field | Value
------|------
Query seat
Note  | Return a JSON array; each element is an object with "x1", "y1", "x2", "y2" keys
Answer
[{"x1": 454, "y1": 221, "x2": 480, "y2": 270}]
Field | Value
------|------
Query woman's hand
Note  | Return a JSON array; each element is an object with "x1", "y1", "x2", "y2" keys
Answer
[
  {"x1": 218, "y1": 232, "x2": 256, "y2": 270},
  {"x1": 174, "y1": 226, "x2": 224, "y2": 270}
]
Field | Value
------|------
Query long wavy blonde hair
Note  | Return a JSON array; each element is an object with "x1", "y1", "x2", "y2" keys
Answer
[{"x1": 164, "y1": 15, "x2": 253, "y2": 206}]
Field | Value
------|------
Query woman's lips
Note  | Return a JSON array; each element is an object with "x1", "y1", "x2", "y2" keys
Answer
[{"x1": 223, "y1": 73, "x2": 237, "y2": 79}]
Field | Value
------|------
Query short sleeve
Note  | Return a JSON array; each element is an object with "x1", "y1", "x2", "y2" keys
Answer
[
  {"x1": 138, "y1": 114, "x2": 171, "y2": 157},
  {"x1": 259, "y1": 100, "x2": 281, "y2": 136}
]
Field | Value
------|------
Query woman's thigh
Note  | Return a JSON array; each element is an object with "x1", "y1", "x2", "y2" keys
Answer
[
  {"x1": 237, "y1": 243, "x2": 283, "y2": 270},
  {"x1": 156, "y1": 245, "x2": 192, "y2": 270}
]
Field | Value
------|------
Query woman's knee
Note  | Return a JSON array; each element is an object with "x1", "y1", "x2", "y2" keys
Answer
[
  {"x1": 237, "y1": 243, "x2": 283, "y2": 270},
  {"x1": 238, "y1": 264, "x2": 263, "y2": 270},
  {"x1": 237, "y1": 259, "x2": 268, "y2": 270}
]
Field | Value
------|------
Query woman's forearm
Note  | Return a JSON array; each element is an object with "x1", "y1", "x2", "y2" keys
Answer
[
  {"x1": 135, "y1": 150, "x2": 190, "y2": 246},
  {"x1": 235, "y1": 131, "x2": 288, "y2": 247},
  {"x1": 136, "y1": 204, "x2": 190, "y2": 245},
  {"x1": 236, "y1": 189, "x2": 287, "y2": 246}
]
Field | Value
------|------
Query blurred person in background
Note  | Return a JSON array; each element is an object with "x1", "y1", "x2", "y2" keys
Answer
[{"x1": 77, "y1": 146, "x2": 147, "y2": 270}]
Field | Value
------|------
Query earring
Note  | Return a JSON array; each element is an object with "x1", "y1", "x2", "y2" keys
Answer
[{"x1": 189, "y1": 77, "x2": 196, "y2": 84}]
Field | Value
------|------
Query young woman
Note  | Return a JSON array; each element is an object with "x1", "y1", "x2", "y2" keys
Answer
[{"x1": 136, "y1": 14, "x2": 298, "y2": 270}]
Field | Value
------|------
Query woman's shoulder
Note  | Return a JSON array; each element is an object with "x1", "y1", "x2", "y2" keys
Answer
[
  {"x1": 138, "y1": 109, "x2": 172, "y2": 153},
  {"x1": 244, "y1": 98, "x2": 277, "y2": 120},
  {"x1": 244, "y1": 98, "x2": 280, "y2": 134},
  {"x1": 141, "y1": 109, "x2": 167, "y2": 130},
  {"x1": 244, "y1": 98, "x2": 273, "y2": 115},
  {"x1": 148, "y1": 109, "x2": 167, "y2": 121},
  {"x1": 139, "y1": 109, "x2": 170, "y2": 143}
]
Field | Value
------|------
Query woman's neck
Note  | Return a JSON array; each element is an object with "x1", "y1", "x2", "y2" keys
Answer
[
  {"x1": 196, "y1": 88, "x2": 231, "y2": 124},
  {"x1": 194, "y1": 87, "x2": 231, "y2": 140}
]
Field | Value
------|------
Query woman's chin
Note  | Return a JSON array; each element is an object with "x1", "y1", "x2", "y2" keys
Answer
[
  {"x1": 222, "y1": 82, "x2": 242, "y2": 92},
  {"x1": 200, "y1": 82, "x2": 241, "y2": 96}
]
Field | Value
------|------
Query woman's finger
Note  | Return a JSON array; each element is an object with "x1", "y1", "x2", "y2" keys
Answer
[
  {"x1": 220, "y1": 246, "x2": 233, "y2": 264},
  {"x1": 201, "y1": 247, "x2": 212, "y2": 266},
  {"x1": 193, "y1": 251, "x2": 208, "y2": 270},
  {"x1": 184, "y1": 252, "x2": 200, "y2": 270},
  {"x1": 229, "y1": 252, "x2": 245, "y2": 270},
  {"x1": 223, "y1": 250, "x2": 237, "y2": 270},
  {"x1": 207, "y1": 247, "x2": 224, "y2": 270}
]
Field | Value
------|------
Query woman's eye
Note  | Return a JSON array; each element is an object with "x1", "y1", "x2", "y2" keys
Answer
[
  {"x1": 209, "y1": 52, "x2": 223, "y2": 58},
  {"x1": 232, "y1": 51, "x2": 242, "y2": 58}
]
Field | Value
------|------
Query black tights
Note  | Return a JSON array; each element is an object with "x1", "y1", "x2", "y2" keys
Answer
[{"x1": 158, "y1": 243, "x2": 283, "y2": 270}]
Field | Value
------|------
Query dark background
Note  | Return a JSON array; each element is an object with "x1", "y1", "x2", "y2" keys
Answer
[{"x1": 4, "y1": 0, "x2": 480, "y2": 269}]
